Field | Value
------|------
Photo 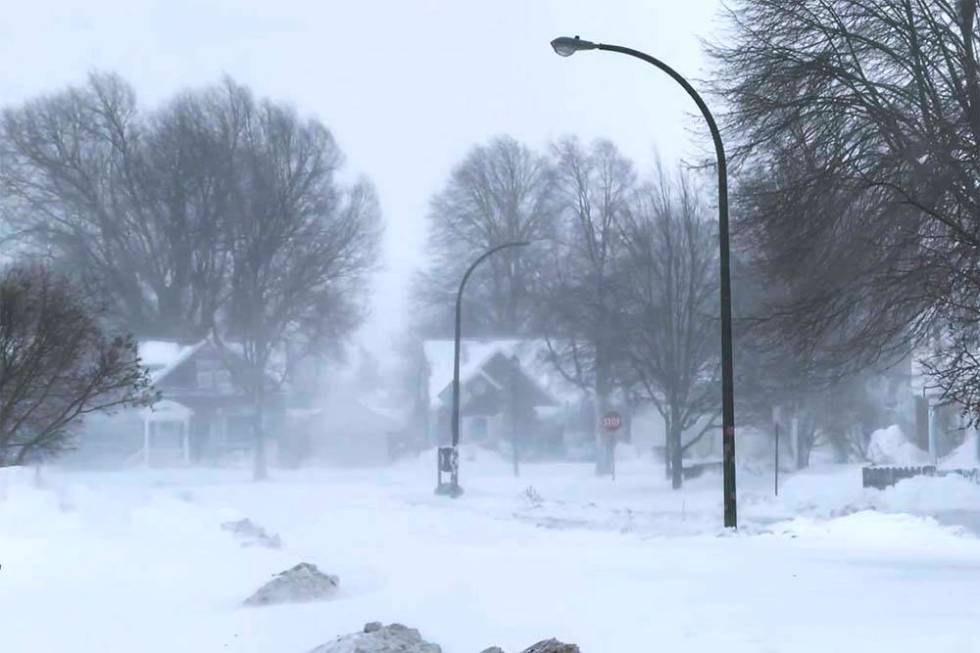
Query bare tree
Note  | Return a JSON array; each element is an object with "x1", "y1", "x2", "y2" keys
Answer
[
  {"x1": 218, "y1": 84, "x2": 382, "y2": 480},
  {"x1": 0, "y1": 73, "x2": 232, "y2": 339},
  {"x1": 416, "y1": 136, "x2": 557, "y2": 336},
  {"x1": 0, "y1": 264, "x2": 153, "y2": 466},
  {"x1": 619, "y1": 168, "x2": 720, "y2": 488},
  {"x1": 0, "y1": 75, "x2": 384, "y2": 477},
  {"x1": 709, "y1": 1, "x2": 980, "y2": 395},
  {"x1": 541, "y1": 137, "x2": 635, "y2": 471}
]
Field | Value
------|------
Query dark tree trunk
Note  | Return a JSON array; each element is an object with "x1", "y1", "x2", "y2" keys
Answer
[
  {"x1": 253, "y1": 385, "x2": 268, "y2": 481},
  {"x1": 670, "y1": 424, "x2": 683, "y2": 490}
]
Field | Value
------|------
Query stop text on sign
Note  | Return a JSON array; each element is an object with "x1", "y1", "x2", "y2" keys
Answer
[{"x1": 602, "y1": 411, "x2": 622, "y2": 432}]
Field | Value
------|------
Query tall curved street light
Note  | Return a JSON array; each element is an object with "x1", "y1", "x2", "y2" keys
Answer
[
  {"x1": 551, "y1": 35, "x2": 737, "y2": 528},
  {"x1": 435, "y1": 240, "x2": 531, "y2": 497}
]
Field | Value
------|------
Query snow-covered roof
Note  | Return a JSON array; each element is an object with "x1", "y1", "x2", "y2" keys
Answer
[
  {"x1": 139, "y1": 340, "x2": 207, "y2": 385},
  {"x1": 422, "y1": 339, "x2": 583, "y2": 409}
]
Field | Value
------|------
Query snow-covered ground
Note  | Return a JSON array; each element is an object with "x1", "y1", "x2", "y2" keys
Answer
[{"x1": 2, "y1": 448, "x2": 980, "y2": 652}]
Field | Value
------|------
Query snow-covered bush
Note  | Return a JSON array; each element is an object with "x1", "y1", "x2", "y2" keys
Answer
[{"x1": 866, "y1": 425, "x2": 931, "y2": 466}]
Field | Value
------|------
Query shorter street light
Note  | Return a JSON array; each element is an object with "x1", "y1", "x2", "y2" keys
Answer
[{"x1": 436, "y1": 240, "x2": 531, "y2": 497}]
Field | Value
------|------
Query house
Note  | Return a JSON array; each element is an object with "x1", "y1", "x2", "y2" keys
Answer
[
  {"x1": 906, "y1": 350, "x2": 979, "y2": 462},
  {"x1": 75, "y1": 338, "x2": 284, "y2": 467},
  {"x1": 266, "y1": 343, "x2": 410, "y2": 467},
  {"x1": 418, "y1": 339, "x2": 587, "y2": 455},
  {"x1": 304, "y1": 392, "x2": 404, "y2": 466}
]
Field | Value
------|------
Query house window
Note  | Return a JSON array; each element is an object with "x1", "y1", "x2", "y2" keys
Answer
[
  {"x1": 215, "y1": 370, "x2": 233, "y2": 392},
  {"x1": 226, "y1": 414, "x2": 258, "y2": 448},
  {"x1": 170, "y1": 360, "x2": 196, "y2": 387},
  {"x1": 470, "y1": 417, "x2": 488, "y2": 442}
]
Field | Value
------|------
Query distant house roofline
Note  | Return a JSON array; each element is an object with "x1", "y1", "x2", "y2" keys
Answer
[
  {"x1": 140, "y1": 339, "x2": 208, "y2": 385},
  {"x1": 434, "y1": 349, "x2": 559, "y2": 410},
  {"x1": 138, "y1": 337, "x2": 279, "y2": 388},
  {"x1": 421, "y1": 338, "x2": 583, "y2": 408}
]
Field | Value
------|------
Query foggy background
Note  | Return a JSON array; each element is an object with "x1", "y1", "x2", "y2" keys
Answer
[
  {"x1": 0, "y1": 0, "x2": 721, "y2": 370},
  {"x1": 4, "y1": 4, "x2": 980, "y2": 651}
]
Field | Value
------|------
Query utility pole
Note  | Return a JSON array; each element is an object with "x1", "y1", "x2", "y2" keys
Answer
[{"x1": 774, "y1": 422, "x2": 780, "y2": 496}]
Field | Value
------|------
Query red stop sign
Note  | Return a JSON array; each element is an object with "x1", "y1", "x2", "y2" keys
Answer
[{"x1": 602, "y1": 411, "x2": 622, "y2": 432}]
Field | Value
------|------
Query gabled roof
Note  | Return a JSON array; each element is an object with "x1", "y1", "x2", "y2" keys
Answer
[
  {"x1": 138, "y1": 337, "x2": 279, "y2": 388},
  {"x1": 435, "y1": 350, "x2": 559, "y2": 410},
  {"x1": 422, "y1": 339, "x2": 582, "y2": 409},
  {"x1": 139, "y1": 340, "x2": 208, "y2": 385}
]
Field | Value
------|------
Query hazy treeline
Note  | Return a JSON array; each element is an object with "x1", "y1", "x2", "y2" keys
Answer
[
  {"x1": 414, "y1": 136, "x2": 722, "y2": 487},
  {"x1": 5, "y1": 0, "x2": 980, "y2": 478},
  {"x1": 415, "y1": 0, "x2": 980, "y2": 472},
  {"x1": 0, "y1": 73, "x2": 381, "y2": 471}
]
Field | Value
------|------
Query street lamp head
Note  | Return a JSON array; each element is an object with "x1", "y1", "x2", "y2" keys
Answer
[{"x1": 550, "y1": 36, "x2": 598, "y2": 57}]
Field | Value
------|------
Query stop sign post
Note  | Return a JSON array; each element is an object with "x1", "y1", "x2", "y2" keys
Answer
[{"x1": 601, "y1": 410, "x2": 622, "y2": 480}]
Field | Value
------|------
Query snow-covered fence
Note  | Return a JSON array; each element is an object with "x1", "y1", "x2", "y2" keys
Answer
[
  {"x1": 863, "y1": 466, "x2": 936, "y2": 489},
  {"x1": 682, "y1": 461, "x2": 724, "y2": 480},
  {"x1": 862, "y1": 465, "x2": 980, "y2": 489},
  {"x1": 944, "y1": 468, "x2": 980, "y2": 484}
]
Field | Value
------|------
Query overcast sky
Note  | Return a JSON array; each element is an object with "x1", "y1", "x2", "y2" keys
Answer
[{"x1": 1, "y1": 0, "x2": 724, "y2": 369}]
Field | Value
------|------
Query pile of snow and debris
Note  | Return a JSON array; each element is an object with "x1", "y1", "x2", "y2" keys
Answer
[
  {"x1": 221, "y1": 517, "x2": 282, "y2": 548},
  {"x1": 310, "y1": 622, "x2": 441, "y2": 653},
  {"x1": 940, "y1": 433, "x2": 980, "y2": 470},
  {"x1": 243, "y1": 562, "x2": 338, "y2": 606},
  {"x1": 518, "y1": 641, "x2": 580, "y2": 653},
  {"x1": 309, "y1": 625, "x2": 579, "y2": 653},
  {"x1": 480, "y1": 639, "x2": 580, "y2": 653},
  {"x1": 866, "y1": 425, "x2": 931, "y2": 466}
]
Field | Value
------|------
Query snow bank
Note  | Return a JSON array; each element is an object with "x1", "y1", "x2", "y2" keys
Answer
[
  {"x1": 777, "y1": 510, "x2": 967, "y2": 546},
  {"x1": 773, "y1": 463, "x2": 980, "y2": 519},
  {"x1": 866, "y1": 425, "x2": 931, "y2": 466},
  {"x1": 776, "y1": 467, "x2": 869, "y2": 518},
  {"x1": 2, "y1": 461, "x2": 980, "y2": 653},
  {"x1": 0, "y1": 465, "x2": 36, "y2": 501},
  {"x1": 876, "y1": 474, "x2": 980, "y2": 513},
  {"x1": 940, "y1": 433, "x2": 979, "y2": 469}
]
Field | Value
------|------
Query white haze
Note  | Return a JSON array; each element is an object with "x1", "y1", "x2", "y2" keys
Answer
[{"x1": 0, "y1": 0, "x2": 722, "y2": 371}]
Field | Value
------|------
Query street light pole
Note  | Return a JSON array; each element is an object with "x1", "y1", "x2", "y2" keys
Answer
[
  {"x1": 435, "y1": 240, "x2": 531, "y2": 497},
  {"x1": 550, "y1": 35, "x2": 738, "y2": 528}
]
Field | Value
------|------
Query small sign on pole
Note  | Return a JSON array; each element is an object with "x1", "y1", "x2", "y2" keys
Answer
[
  {"x1": 602, "y1": 411, "x2": 622, "y2": 480},
  {"x1": 774, "y1": 422, "x2": 780, "y2": 496},
  {"x1": 602, "y1": 411, "x2": 623, "y2": 433}
]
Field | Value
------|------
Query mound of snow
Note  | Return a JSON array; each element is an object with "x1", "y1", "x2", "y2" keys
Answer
[
  {"x1": 479, "y1": 641, "x2": 581, "y2": 653},
  {"x1": 777, "y1": 467, "x2": 869, "y2": 518},
  {"x1": 940, "y1": 433, "x2": 979, "y2": 470},
  {"x1": 518, "y1": 639, "x2": 581, "y2": 653},
  {"x1": 875, "y1": 474, "x2": 980, "y2": 513},
  {"x1": 244, "y1": 563, "x2": 338, "y2": 606},
  {"x1": 221, "y1": 518, "x2": 282, "y2": 549},
  {"x1": 311, "y1": 622, "x2": 442, "y2": 653},
  {"x1": 867, "y1": 425, "x2": 931, "y2": 466},
  {"x1": 777, "y1": 510, "x2": 964, "y2": 545},
  {"x1": 0, "y1": 466, "x2": 37, "y2": 502}
]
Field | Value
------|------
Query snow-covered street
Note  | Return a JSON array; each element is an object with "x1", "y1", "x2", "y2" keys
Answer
[{"x1": 2, "y1": 450, "x2": 979, "y2": 652}]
